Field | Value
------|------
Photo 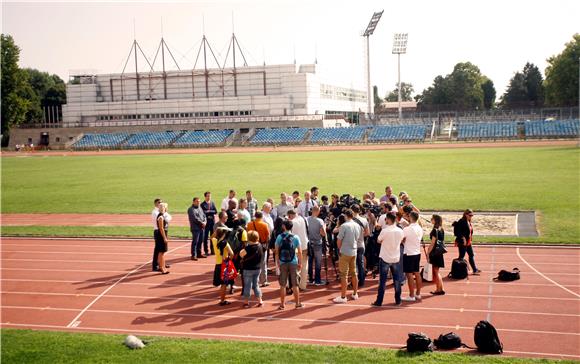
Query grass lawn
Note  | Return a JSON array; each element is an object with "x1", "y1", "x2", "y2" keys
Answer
[
  {"x1": 1, "y1": 329, "x2": 574, "y2": 364},
  {"x1": 2, "y1": 146, "x2": 579, "y2": 243}
]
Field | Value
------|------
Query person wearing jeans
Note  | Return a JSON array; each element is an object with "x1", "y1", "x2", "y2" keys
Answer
[
  {"x1": 187, "y1": 197, "x2": 206, "y2": 260},
  {"x1": 240, "y1": 231, "x2": 264, "y2": 308},
  {"x1": 307, "y1": 206, "x2": 326, "y2": 285},
  {"x1": 453, "y1": 209, "x2": 481, "y2": 275},
  {"x1": 352, "y1": 205, "x2": 370, "y2": 288},
  {"x1": 372, "y1": 212, "x2": 404, "y2": 306},
  {"x1": 201, "y1": 191, "x2": 217, "y2": 256}
]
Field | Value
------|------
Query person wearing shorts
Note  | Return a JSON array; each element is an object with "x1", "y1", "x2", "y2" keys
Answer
[
  {"x1": 402, "y1": 211, "x2": 423, "y2": 302},
  {"x1": 275, "y1": 219, "x2": 303, "y2": 310},
  {"x1": 333, "y1": 209, "x2": 361, "y2": 304}
]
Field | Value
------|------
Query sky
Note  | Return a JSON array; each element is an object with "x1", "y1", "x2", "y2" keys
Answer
[{"x1": 2, "y1": 0, "x2": 579, "y2": 98}]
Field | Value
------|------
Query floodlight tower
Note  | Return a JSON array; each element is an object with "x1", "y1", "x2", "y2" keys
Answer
[
  {"x1": 392, "y1": 33, "x2": 408, "y2": 121},
  {"x1": 363, "y1": 11, "x2": 383, "y2": 119}
]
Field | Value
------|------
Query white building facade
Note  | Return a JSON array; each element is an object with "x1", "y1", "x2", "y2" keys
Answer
[{"x1": 62, "y1": 63, "x2": 367, "y2": 127}]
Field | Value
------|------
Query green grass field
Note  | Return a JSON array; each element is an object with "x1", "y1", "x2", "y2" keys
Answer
[
  {"x1": 2, "y1": 146, "x2": 579, "y2": 243},
  {"x1": 1, "y1": 329, "x2": 573, "y2": 364}
]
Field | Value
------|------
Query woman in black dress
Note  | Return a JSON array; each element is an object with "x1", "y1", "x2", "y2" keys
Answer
[
  {"x1": 428, "y1": 214, "x2": 445, "y2": 295},
  {"x1": 155, "y1": 203, "x2": 170, "y2": 275}
]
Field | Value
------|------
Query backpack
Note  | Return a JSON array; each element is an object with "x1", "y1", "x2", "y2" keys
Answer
[
  {"x1": 452, "y1": 220, "x2": 460, "y2": 238},
  {"x1": 494, "y1": 268, "x2": 520, "y2": 282},
  {"x1": 449, "y1": 258, "x2": 469, "y2": 279},
  {"x1": 220, "y1": 258, "x2": 238, "y2": 282},
  {"x1": 474, "y1": 320, "x2": 503, "y2": 354},
  {"x1": 406, "y1": 332, "x2": 434, "y2": 352},
  {"x1": 279, "y1": 234, "x2": 296, "y2": 263},
  {"x1": 434, "y1": 332, "x2": 464, "y2": 350}
]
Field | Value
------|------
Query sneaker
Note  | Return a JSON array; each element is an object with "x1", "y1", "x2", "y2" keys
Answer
[
  {"x1": 415, "y1": 295, "x2": 422, "y2": 300},
  {"x1": 401, "y1": 296, "x2": 416, "y2": 302},
  {"x1": 333, "y1": 296, "x2": 348, "y2": 304},
  {"x1": 307, "y1": 280, "x2": 315, "y2": 285},
  {"x1": 371, "y1": 301, "x2": 382, "y2": 307},
  {"x1": 314, "y1": 281, "x2": 325, "y2": 286},
  {"x1": 351, "y1": 293, "x2": 359, "y2": 300},
  {"x1": 473, "y1": 269, "x2": 482, "y2": 275}
]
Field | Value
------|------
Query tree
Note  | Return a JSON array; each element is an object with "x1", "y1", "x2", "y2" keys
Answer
[
  {"x1": 373, "y1": 85, "x2": 383, "y2": 114},
  {"x1": 385, "y1": 82, "x2": 414, "y2": 102},
  {"x1": 21, "y1": 68, "x2": 66, "y2": 123},
  {"x1": 415, "y1": 62, "x2": 493, "y2": 110},
  {"x1": 481, "y1": 77, "x2": 496, "y2": 109},
  {"x1": 544, "y1": 34, "x2": 580, "y2": 107},
  {"x1": 1, "y1": 34, "x2": 29, "y2": 145},
  {"x1": 501, "y1": 63, "x2": 544, "y2": 108}
]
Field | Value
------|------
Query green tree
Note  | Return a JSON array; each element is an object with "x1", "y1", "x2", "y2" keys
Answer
[
  {"x1": 21, "y1": 68, "x2": 66, "y2": 122},
  {"x1": 501, "y1": 63, "x2": 544, "y2": 108},
  {"x1": 544, "y1": 34, "x2": 580, "y2": 107},
  {"x1": 415, "y1": 62, "x2": 493, "y2": 110},
  {"x1": 1, "y1": 34, "x2": 29, "y2": 146},
  {"x1": 385, "y1": 82, "x2": 414, "y2": 102},
  {"x1": 524, "y1": 63, "x2": 544, "y2": 107},
  {"x1": 373, "y1": 85, "x2": 383, "y2": 113}
]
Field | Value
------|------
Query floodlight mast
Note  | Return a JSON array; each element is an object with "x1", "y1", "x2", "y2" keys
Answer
[
  {"x1": 362, "y1": 11, "x2": 383, "y2": 121},
  {"x1": 392, "y1": 33, "x2": 408, "y2": 121}
]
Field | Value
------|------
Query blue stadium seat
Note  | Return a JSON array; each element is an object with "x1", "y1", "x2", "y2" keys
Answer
[
  {"x1": 310, "y1": 127, "x2": 366, "y2": 143},
  {"x1": 73, "y1": 133, "x2": 130, "y2": 149},
  {"x1": 524, "y1": 119, "x2": 580, "y2": 138},
  {"x1": 250, "y1": 128, "x2": 308, "y2": 145},
  {"x1": 124, "y1": 131, "x2": 180, "y2": 148},
  {"x1": 367, "y1": 125, "x2": 427, "y2": 142},
  {"x1": 456, "y1": 122, "x2": 518, "y2": 140},
  {"x1": 173, "y1": 130, "x2": 233, "y2": 146}
]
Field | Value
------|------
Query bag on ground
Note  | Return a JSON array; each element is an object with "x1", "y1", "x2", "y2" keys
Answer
[
  {"x1": 421, "y1": 263, "x2": 433, "y2": 282},
  {"x1": 494, "y1": 268, "x2": 520, "y2": 282},
  {"x1": 406, "y1": 332, "x2": 434, "y2": 352},
  {"x1": 220, "y1": 258, "x2": 238, "y2": 281},
  {"x1": 474, "y1": 320, "x2": 503, "y2": 354},
  {"x1": 449, "y1": 258, "x2": 469, "y2": 279},
  {"x1": 434, "y1": 332, "x2": 463, "y2": 350}
]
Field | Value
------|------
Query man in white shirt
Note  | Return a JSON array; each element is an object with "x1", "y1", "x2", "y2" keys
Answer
[
  {"x1": 401, "y1": 211, "x2": 423, "y2": 302},
  {"x1": 274, "y1": 192, "x2": 292, "y2": 219},
  {"x1": 297, "y1": 191, "x2": 318, "y2": 217},
  {"x1": 287, "y1": 209, "x2": 309, "y2": 290},
  {"x1": 261, "y1": 202, "x2": 274, "y2": 232},
  {"x1": 221, "y1": 189, "x2": 238, "y2": 211},
  {"x1": 151, "y1": 198, "x2": 171, "y2": 272},
  {"x1": 351, "y1": 205, "x2": 369, "y2": 287},
  {"x1": 372, "y1": 212, "x2": 404, "y2": 306}
]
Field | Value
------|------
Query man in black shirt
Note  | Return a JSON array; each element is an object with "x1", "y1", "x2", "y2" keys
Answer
[{"x1": 201, "y1": 191, "x2": 217, "y2": 256}]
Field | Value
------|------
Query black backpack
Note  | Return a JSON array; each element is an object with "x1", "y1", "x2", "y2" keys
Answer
[
  {"x1": 226, "y1": 227, "x2": 244, "y2": 254},
  {"x1": 474, "y1": 320, "x2": 503, "y2": 354},
  {"x1": 406, "y1": 332, "x2": 434, "y2": 352},
  {"x1": 449, "y1": 258, "x2": 469, "y2": 279},
  {"x1": 434, "y1": 332, "x2": 464, "y2": 350},
  {"x1": 279, "y1": 233, "x2": 296, "y2": 263},
  {"x1": 494, "y1": 268, "x2": 520, "y2": 282}
]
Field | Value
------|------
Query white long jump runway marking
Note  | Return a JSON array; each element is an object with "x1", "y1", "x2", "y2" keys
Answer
[
  {"x1": 517, "y1": 247, "x2": 580, "y2": 299},
  {"x1": 2, "y1": 323, "x2": 579, "y2": 360},
  {"x1": 64, "y1": 242, "x2": 190, "y2": 328}
]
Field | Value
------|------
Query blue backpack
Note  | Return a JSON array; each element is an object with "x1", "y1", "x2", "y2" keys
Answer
[{"x1": 279, "y1": 234, "x2": 296, "y2": 263}]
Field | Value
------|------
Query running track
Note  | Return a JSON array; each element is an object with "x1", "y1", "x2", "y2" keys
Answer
[{"x1": 1, "y1": 237, "x2": 579, "y2": 360}]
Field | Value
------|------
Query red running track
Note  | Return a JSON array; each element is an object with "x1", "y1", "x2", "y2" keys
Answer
[{"x1": 1, "y1": 237, "x2": 579, "y2": 360}]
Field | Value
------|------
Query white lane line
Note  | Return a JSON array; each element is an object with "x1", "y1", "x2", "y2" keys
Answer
[
  {"x1": 64, "y1": 242, "x2": 190, "y2": 328},
  {"x1": 2, "y1": 289, "x2": 580, "y2": 317},
  {"x1": 2, "y1": 323, "x2": 578, "y2": 359},
  {"x1": 4, "y1": 305, "x2": 580, "y2": 336},
  {"x1": 517, "y1": 247, "x2": 580, "y2": 299},
  {"x1": 1, "y1": 250, "x2": 190, "y2": 257},
  {"x1": 3, "y1": 278, "x2": 580, "y2": 301},
  {"x1": 486, "y1": 246, "x2": 496, "y2": 322}
]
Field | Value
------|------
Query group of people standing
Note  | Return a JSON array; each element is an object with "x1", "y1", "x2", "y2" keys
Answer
[{"x1": 150, "y1": 185, "x2": 481, "y2": 308}]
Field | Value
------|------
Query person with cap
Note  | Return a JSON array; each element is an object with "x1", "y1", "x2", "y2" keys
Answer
[{"x1": 188, "y1": 197, "x2": 207, "y2": 261}]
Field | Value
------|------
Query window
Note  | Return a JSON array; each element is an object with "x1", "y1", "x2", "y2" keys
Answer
[{"x1": 55, "y1": 137, "x2": 60, "y2": 142}]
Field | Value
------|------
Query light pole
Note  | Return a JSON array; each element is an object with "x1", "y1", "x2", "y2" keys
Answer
[
  {"x1": 362, "y1": 11, "x2": 383, "y2": 121},
  {"x1": 392, "y1": 33, "x2": 408, "y2": 121}
]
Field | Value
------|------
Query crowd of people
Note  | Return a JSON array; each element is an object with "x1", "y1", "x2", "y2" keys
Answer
[{"x1": 150, "y1": 186, "x2": 481, "y2": 309}]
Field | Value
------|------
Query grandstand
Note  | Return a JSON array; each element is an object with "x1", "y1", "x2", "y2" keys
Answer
[
  {"x1": 310, "y1": 126, "x2": 367, "y2": 143},
  {"x1": 368, "y1": 124, "x2": 428, "y2": 143},
  {"x1": 250, "y1": 128, "x2": 309, "y2": 145},
  {"x1": 456, "y1": 122, "x2": 518, "y2": 141},
  {"x1": 524, "y1": 119, "x2": 580, "y2": 139}
]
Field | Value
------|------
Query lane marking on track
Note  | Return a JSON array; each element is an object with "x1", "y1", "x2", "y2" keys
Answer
[
  {"x1": 64, "y1": 242, "x2": 190, "y2": 328},
  {"x1": 1, "y1": 250, "x2": 191, "y2": 257},
  {"x1": 517, "y1": 247, "x2": 580, "y2": 299},
  {"x1": 3, "y1": 278, "x2": 579, "y2": 301},
  {"x1": 486, "y1": 246, "x2": 496, "y2": 322},
  {"x1": 3, "y1": 293, "x2": 580, "y2": 318}
]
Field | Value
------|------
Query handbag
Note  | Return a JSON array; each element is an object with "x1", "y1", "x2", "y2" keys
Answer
[
  {"x1": 430, "y1": 230, "x2": 447, "y2": 258},
  {"x1": 220, "y1": 258, "x2": 238, "y2": 281}
]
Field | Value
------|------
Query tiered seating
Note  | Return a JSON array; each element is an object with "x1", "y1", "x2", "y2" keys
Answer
[
  {"x1": 310, "y1": 127, "x2": 366, "y2": 143},
  {"x1": 367, "y1": 124, "x2": 427, "y2": 142},
  {"x1": 73, "y1": 133, "x2": 130, "y2": 149},
  {"x1": 124, "y1": 131, "x2": 180, "y2": 148},
  {"x1": 173, "y1": 129, "x2": 233, "y2": 146},
  {"x1": 250, "y1": 128, "x2": 308, "y2": 145},
  {"x1": 524, "y1": 119, "x2": 579, "y2": 138},
  {"x1": 457, "y1": 122, "x2": 518, "y2": 140}
]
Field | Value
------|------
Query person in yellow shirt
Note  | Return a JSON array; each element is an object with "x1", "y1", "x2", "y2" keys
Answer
[{"x1": 212, "y1": 227, "x2": 234, "y2": 306}]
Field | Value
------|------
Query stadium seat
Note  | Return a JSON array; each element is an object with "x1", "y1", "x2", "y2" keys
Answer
[
  {"x1": 124, "y1": 131, "x2": 180, "y2": 148},
  {"x1": 72, "y1": 133, "x2": 131, "y2": 149},
  {"x1": 456, "y1": 122, "x2": 518, "y2": 140},
  {"x1": 367, "y1": 124, "x2": 427, "y2": 143},
  {"x1": 250, "y1": 128, "x2": 309, "y2": 145},
  {"x1": 524, "y1": 119, "x2": 580, "y2": 138},
  {"x1": 173, "y1": 129, "x2": 233, "y2": 146},
  {"x1": 309, "y1": 127, "x2": 366, "y2": 143}
]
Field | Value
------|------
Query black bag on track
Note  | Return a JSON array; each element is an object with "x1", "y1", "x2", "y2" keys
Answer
[
  {"x1": 449, "y1": 258, "x2": 469, "y2": 279},
  {"x1": 434, "y1": 332, "x2": 463, "y2": 350},
  {"x1": 494, "y1": 268, "x2": 520, "y2": 282},
  {"x1": 406, "y1": 332, "x2": 434, "y2": 352},
  {"x1": 474, "y1": 320, "x2": 503, "y2": 354}
]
